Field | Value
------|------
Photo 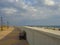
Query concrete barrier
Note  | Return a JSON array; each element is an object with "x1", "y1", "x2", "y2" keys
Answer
[{"x1": 20, "y1": 26, "x2": 60, "y2": 45}]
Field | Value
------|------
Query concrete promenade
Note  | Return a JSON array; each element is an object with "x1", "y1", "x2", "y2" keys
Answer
[{"x1": 0, "y1": 27, "x2": 28, "y2": 45}]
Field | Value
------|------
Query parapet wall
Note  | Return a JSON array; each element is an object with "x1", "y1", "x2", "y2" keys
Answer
[{"x1": 21, "y1": 26, "x2": 60, "y2": 45}]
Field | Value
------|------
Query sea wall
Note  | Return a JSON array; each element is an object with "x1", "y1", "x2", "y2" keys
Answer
[{"x1": 20, "y1": 26, "x2": 60, "y2": 45}]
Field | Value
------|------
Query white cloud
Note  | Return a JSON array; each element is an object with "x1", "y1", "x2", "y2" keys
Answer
[
  {"x1": 15, "y1": 0, "x2": 37, "y2": 12},
  {"x1": 6, "y1": 0, "x2": 19, "y2": 3},
  {"x1": 45, "y1": 0, "x2": 55, "y2": 6},
  {"x1": 1, "y1": 8, "x2": 17, "y2": 15},
  {"x1": 0, "y1": 0, "x2": 60, "y2": 20},
  {"x1": 16, "y1": 0, "x2": 19, "y2": 2},
  {"x1": 8, "y1": 0, "x2": 15, "y2": 2},
  {"x1": 26, "y1": 6, "x2": 37, "y2": 12}
]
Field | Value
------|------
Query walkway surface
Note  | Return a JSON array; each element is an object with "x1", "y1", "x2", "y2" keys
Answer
[{"x1": 0, "y1": 27, "x2": 29, "y2": 45}]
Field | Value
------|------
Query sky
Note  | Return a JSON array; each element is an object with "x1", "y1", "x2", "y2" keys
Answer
[{"x1": 0, "y1": 0, "x2": 60, "y2": 26}]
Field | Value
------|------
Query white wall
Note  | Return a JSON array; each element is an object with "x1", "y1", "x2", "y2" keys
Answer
[{"x1": 21, "y1": 27, "x2": 60, "y2": 45}]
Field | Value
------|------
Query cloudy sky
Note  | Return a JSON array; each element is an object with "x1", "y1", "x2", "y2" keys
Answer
[{"x1": 0, "y1": 0, "x2": 60, "y2": 26}]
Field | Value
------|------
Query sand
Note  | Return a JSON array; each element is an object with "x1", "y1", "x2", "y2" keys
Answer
[{"x1": 0, "y1": 27, "x2": 14, "y2": 40}]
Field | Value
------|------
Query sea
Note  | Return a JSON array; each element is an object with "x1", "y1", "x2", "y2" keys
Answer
[{"x1": 29, "y1": 25, "x2": 60, "y2": 28}]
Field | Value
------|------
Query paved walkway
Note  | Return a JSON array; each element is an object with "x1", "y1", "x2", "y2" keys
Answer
[{"x1": 0, "y1": 27, "x2": 29, "y2": 45}]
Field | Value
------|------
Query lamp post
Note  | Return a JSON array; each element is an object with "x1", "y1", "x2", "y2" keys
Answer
[
  {"x1": 1, "y1": 16, "x2": 3, "y2": 31},
  {"x1": 7, "y1": 21, "x2": 9, "y2": 29}
]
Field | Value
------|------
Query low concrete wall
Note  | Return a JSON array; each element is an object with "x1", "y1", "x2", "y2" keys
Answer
[{"x1": 21, "y1": 26, "x2": 60, "y2": 45}]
